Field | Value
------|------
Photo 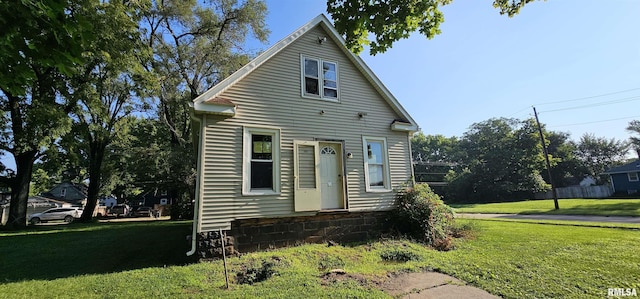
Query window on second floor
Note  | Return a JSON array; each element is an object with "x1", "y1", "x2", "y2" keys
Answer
[
  {"x1": 629, "y1": 172, "x2": 639, "y2": 182},
  {"x1": 302, "y1": 55, "x2": 338, "y2": 100}
]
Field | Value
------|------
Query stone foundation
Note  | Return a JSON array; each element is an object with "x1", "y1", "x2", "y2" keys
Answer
[{"x1": 197, "y1": 211, "x2": 390, "y2": 259}]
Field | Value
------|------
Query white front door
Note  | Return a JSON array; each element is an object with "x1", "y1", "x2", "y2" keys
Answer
[{"x1": 319, "y1": 143, "x2": 344, "y2": 209}]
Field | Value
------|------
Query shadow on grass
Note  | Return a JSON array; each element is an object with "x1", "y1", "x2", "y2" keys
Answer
[
  {"x1": 0, "y1": 221, "x2": 197, "y2": 283},
  {"x1": 520, "y1": 201, "x2": 640, "y2": 216}
]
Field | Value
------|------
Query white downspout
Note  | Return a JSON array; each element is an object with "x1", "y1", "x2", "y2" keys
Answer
[{"x1": 187, "y1": 113, "x2": 206, "y2": 256}]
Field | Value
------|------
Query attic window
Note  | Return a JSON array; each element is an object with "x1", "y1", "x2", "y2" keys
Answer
[{"x1": 301, "y1": 55, "x2": 339, "y2": 100}]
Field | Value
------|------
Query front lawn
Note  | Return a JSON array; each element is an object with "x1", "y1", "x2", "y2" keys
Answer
[
  {"x1": 1, "y1": 219, "x2": 639, "y2": 298},
  {"x1": 451, "y1": 198, "x2": 640, "y2": 216}
]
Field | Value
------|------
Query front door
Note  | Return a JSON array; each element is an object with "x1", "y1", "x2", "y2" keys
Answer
[{"x1": 319, "y1": 143, "x2": 344, "y2": 209}]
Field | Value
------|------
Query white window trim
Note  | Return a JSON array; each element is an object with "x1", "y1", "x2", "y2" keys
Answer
[
  {"x1": 242, "y1": 126, "x2": 281, "y2": 196},
  {"x1": 300, "y1": 54, "x2": 340, "y2": 101},
  {"x1": 629, "y1": 172, "x2": 639, "y2": 182},
  {"x1": 362, "y1": 136, "x2": 391, "y2": 192}
]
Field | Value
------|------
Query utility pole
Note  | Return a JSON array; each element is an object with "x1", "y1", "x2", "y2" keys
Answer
[{"x1": 533, "y1": 106, "x2": 559, "y2": 210}]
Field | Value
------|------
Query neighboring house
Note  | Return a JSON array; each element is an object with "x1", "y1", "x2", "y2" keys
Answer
[
  {"x1": 604, "y1": 160, "x2": 640, "y2": 195},
  {"x1": 133, "y1": 189, "x2": 173, "y2": 207},
  {"x1": 189, "y1": 14, "x2": 418, "y2": 257},
  {"x1": 41, "y1": 182, "x2": 88, "y2": 206},
  {"x1": 99, "y1": 196, "x2": 118, "y2": 208}
]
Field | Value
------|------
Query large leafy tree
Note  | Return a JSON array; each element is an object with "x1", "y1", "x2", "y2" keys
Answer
[
  {"x1": 575, "y1": 133, "x2": 629, "y2": 183},
  {"x1": 543, "y1": 131, "x2": 584, "y2": 187},
  {"x1": 0, "y1": 0, "x2": 97, "y2": 228},
  {"x1": 327, "y1": 0, "x2": 542, "y2": 55},
  {"x1": 139, "y1": 0, "x2": 269, "y2": 201},
  {"x1": 445, "y1": 118, "x2": 548, "y2": 202},
  {"x1": 70, "y1": 0, "x2": 149, "y2": 222}
]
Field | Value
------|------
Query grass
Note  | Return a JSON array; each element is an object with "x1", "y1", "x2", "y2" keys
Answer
[
  {"x1": 450, "y1": 198, "x2": 640, "y2": 216},
  {"x1": 1, "y1": 219, "x2": 640, "y2": 298}
]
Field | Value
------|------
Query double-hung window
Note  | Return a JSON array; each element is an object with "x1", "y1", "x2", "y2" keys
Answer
[
  {"x1": 362, "y1": 137, "x2": 391, "y2": 192},
  {"x1": 243, "y1": 127, "x2": 281, "y2": 195},
  {"x1": 629, "y1": 172, "x2": 639, "y2": 182},
  {"x1": 302, "y1": 55, "x2": 338, "y2": 100}
]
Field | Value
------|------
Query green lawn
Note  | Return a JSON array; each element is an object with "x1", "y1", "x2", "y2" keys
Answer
[
  {"x1": 451, "y1": 198, "x2": 640, "y2": 216},
  {"x1": 1, "y1": 219, "x2": 639, "y2": 298}
]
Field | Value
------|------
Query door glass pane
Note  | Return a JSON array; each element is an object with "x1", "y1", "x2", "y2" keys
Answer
[{"x1": 297, "y1": 144, "x2": 316, "y2": 189}]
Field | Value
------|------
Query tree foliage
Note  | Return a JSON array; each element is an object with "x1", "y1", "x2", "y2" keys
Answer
[
  {"x1": 446, "y1": 118, "x2": 549, "y2": 202},
  {"x1": 327, "y1": 0, "x2": 543, "y2": 55},
  {"x1": 575, "y1": 133, "x2": 629, "y2": 184},
  {"x1": 627, "y1": 120, "x2": 640, "y2": 158},
  {"x1": 0, "y1": 0, "x2": 99, "y2": 228}
]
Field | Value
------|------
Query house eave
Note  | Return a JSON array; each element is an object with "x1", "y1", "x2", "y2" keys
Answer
[
  {"x1": 191, "y1": 102, "x2": 236, "y2": 116},
  {"x1": 391, "y1": 121, "x2": 418, "y2": 133}
]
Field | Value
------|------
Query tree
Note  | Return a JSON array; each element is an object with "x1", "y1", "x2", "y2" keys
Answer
[
  {"x1": 411, "y1": 133, "x2": 461, "y2": 186},
  {"x1": 0, "y1": 0, "x2": 97, "y2": 229},
  {"x1": 445, "y1": 118, "x2": 548, "y2": 202},
  {"x1": 327, "y1": 0, "x2": 541, "y2": 55},
  {"x1": 575, "y1": 133, "x2": 629, "y2": 184},
  {"x1": 139, "y1": 0, "x2": 269, "y2": 205},
  {"x1": 411, "y1": 132, "x2": 460, "y2": 163},
  {"x1": 543, "y1": 131, "x2": 584, "y2": 187},
  {"x1": 627, "y1": 120, "x2": 640, "y2": 159},
  {"x1": 70, "y1": 0, "x2": 148, "y2": 222}
]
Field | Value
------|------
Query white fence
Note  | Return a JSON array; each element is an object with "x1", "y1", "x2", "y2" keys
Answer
[{"x1": 535, "y1": 185, "x2": 613, "y2": 199}]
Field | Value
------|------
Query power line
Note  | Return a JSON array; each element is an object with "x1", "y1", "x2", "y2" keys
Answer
[
  {"x1": 548, "y1": 115, "x2": 640, "y2": 128},
  {"x1": 538, "y1": 95, "x2": 640, "y2": 114},
  {"x1": 534, "y1": 87, "x2": 640, "y2": 106}
]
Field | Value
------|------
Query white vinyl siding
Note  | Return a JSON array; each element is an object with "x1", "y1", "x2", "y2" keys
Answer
[
  {"x1": 242, "y1": 127, "x2": 281, "y2": 195},
  {"x1": 197, "y1": 25, "x2": 412, "y2": 231},
  {"x1": 362, "y1": 137, "x2": 391, "y2": 192},
  {"x1": 301, "y1": 55, "x2": 339, "y2": 100}
]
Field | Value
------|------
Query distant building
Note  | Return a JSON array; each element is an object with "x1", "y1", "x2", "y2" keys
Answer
[{"x1": 604, "y1": 160, "x2": 640, "y2": 195}]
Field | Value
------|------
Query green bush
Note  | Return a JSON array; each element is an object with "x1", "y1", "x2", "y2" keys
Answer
[
  {"x1": 389, "y1": 184, "x2": 454, "y2": 250},
  {"x1": 379, "y1": 249, "x2": 421, "y2": 262}
]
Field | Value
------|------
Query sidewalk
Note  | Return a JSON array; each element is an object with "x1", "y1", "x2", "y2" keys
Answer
[{"x1": 458, "y1": 213, "x2": 640, "y2": 223}]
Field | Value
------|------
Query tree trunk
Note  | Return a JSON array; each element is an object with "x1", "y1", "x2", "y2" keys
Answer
[
  {"x1": 78, "y1": 140, "x2": 106, "y2": 223},
  {"x1": 6, "y1": 151, "x2": 37, "y2": 229}
]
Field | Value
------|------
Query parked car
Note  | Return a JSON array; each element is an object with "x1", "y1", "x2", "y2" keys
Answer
[
  {"x1": 109, "y1": 204, "x2": 130, "y2": 217},
  {"x1": 132, "y1": 206, "x2": 154, "y2": 217},
  {"x1": 28, "y1": 207, "x2": 83, "y2": 225}
]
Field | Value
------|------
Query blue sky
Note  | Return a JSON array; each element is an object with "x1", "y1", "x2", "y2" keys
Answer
[{"x1": 255, "y1": 0, "x2": 640, "y2": 143}]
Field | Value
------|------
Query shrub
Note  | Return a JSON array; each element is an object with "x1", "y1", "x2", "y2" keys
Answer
[
  {"x1": 236, "y1": 259, "x2": 280, "y2": 285},
  {"x1": 389, "y1": 183, "x2": 454, "y2": 249},
  {"x1": 379, "y1": 249, "x2": 420, "y2": 262},
  {"x1": 318, "y1": 254, "x2": 345, "y2": 270},
  {"x1": 449, "y1": 220, "x2": 480, "y2": 239}
]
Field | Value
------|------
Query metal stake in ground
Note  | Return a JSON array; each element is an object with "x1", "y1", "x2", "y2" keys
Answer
[{"x1": 220, "y1": 228, "x2": 229, "y2": 289}]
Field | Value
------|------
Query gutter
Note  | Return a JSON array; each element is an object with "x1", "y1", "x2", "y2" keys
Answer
[{"x1": 187, "y1": 112, "x2": 206, "y2": 256}]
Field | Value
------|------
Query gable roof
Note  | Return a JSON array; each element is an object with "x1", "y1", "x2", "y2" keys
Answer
[
  {"x1": 192, "y1": 14, "x2": 418, "y2": 131},
  {"x1": 604, "y1": 159, "x2": 640, "y2": 174}
]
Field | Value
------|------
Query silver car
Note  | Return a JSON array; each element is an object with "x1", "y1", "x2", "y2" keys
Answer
[{"x1": 28, "y1": 207, "x2": 83, "y2": 225}]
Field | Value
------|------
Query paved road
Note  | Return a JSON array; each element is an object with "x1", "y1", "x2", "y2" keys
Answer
[{"x1": 458, "y1": 213, "x2": 640, "y2": 223}]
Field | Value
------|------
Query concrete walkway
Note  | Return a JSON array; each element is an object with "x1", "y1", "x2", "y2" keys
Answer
[
  {"x1": 458, "y1": 213, "x2": 640, "y2": 223},
  {"x1": 381, "y1": 272, "x2": 500, "y2": 299}
]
